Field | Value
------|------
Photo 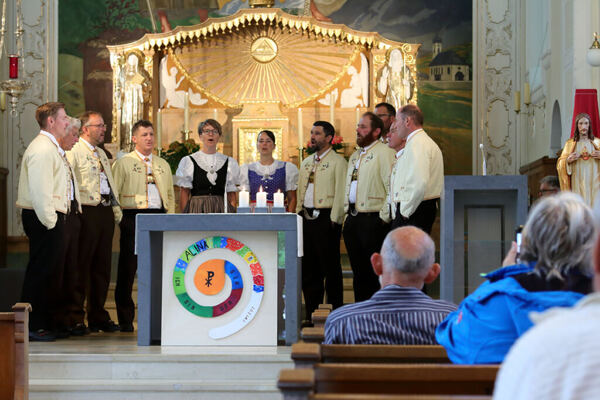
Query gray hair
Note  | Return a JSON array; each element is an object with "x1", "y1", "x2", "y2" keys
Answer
[
  {"x1": 380, "y1": 226, "x2": 435, "y2": 274},
  {"x1": 520, "y1": 192, "x2": 595, "y2": 280},
  {"x1": 540, "y1": 175, "x2": 560, "y2": 189},
  {"x1": 66, "y1": 116, "x2": 81, "y2": 132}
]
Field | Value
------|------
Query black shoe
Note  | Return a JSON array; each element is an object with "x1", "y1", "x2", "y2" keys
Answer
[
  {"x1": 29, "y1": 329, "x2": 56, "y2": 342},
  {"x1": 55, "y1": 327, "x2": 71, "y2": 339},
  {"x1": 120, "y1": 323, "x2": 134, "y2": 333},
  {"x1": 89, "y1": 320, "x2": 120, "y2": 333},
  {"x1": 70, "y1": 323, "x2": 90, "y2": 336}
]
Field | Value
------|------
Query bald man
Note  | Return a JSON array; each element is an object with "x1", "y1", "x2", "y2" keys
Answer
[{"x1": 324, "y1": 226, "x2": 457, "y2": 344}]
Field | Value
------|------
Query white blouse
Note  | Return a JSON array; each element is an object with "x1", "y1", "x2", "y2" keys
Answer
[
  {"x1": 239, "y1": 160, "x2": 299, "y2": 192},
  {"x1": 175, "y1": 150, "x2": 240, "y2": 192}
]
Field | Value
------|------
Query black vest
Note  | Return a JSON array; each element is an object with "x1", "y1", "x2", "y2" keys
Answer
[{"x1": 190, "y1": 156, "x2": 228, "y2": 196}]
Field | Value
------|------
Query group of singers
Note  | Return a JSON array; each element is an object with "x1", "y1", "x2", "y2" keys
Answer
[{"x1": 17, "y1": 100, "x2": 442, "y2": 340}]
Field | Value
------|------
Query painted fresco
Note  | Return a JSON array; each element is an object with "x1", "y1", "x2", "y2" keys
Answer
[{"x1": 59, "y1": 0, "x2": 472, "y2": 174}]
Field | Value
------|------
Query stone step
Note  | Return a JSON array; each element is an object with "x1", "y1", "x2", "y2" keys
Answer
[{"x1": 28, "y1": 338, "x2": 291, "y2": 400}]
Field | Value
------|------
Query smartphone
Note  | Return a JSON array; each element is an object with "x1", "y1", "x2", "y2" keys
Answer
[{"x1": 515, "y1": 225, "x2": 524, "y2": 262}]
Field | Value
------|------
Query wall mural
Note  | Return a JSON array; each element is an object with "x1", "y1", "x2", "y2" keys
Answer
[{"x1": 59, "y1": 0, "x2": 471, "y2": 174}]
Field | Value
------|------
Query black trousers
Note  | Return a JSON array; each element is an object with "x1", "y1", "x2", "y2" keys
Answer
[
  {"x1": 342, "y1": 212, "x2": 390, "y2": 302},
  {"x1": 75, "y1": 205, "x2": 115, "y2": 326},
  {"x1": 116, "y1": 208, "x2": 164, "y2": 326},
  {"x1": 53, "y1": 203, "x2": 81, "y2": 329},
  {"x1": 301, "y1": 209, "x2": 343, "y2": 319},
  {"x1": 391, "y1": 198, "x2": 438, "y2": 234},
  {"x1": 21, "y1": 209, "x2": 65, "y2": 331}
]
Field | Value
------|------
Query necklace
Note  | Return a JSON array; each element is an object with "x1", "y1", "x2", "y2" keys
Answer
[{"x1": 197, "y1": 152, "x2": 220, "y2": 185}]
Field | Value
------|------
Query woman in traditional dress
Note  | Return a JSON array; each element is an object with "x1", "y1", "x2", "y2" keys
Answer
[
  {"x1": 557, "y1": 112, "x2": 600, "y2": 206},
  {"x1": 176, "y1": 119, "x2": 240, "y2": 213},
  {"x1": 240, "y1": 130, "x2": 298, "y2": 211}
]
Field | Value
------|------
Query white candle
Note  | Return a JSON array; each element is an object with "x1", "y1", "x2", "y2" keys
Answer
[
  {"x1": 213, "y1": 108, "x2": 218, "y2": 121},
  {"x1": 274, "y1": 190, "x2": 284, "y2": 209},
  {"x1": 329, "y1": 96, "x2": 335, "y2": 124},
  {"x1": 239, "y1": 187, "x2": 249, "y2": 208},
  {"x1": 298, "y1": 108, "x2": 303, "y2": 148},
  {"x1": 184, "y1": 92, "x2": 190, "y2": 134},
  {"x1": 355, "y1": 107, "x2": 360, "y2": 126},
  {"x1": 156, "y1": 109, "x2": 162, "y2": 152},
  {"x1": 256, "y1": 186, "x2": 267, "y2": 209},
  {"x1": 524, "y1": 83, "x2": 531, "y2": 105},
  {"x1": 514, "y1": 91, "x2": 521, "y2": 112}
]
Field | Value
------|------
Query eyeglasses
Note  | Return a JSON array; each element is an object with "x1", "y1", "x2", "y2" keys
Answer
[
  {"x1": 201, "y1": 129, "x2": 220, "y2": 135},
  {"x1": 86, "y1": 123, "x2": 107, "y2": 129},
  {"x1": 376, "y1": 113, "x2": 392, "y2": 118}
]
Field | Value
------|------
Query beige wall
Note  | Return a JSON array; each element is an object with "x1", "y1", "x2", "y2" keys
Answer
[{"x1": 0, "y1": 0, "x2": 58, "y2": 236}]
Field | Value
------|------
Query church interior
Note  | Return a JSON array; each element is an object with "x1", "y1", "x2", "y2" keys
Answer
[{"x1": 1, "y1": 0, "x2": 599, "y2": 398}]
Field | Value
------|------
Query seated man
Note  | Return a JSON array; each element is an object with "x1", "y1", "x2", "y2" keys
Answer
[
  {"x1": 493, "y1": 223, "x2": 600, "y2": 399},
  {"x1": 538, "y1": 175, "x2": 560, "y2": 198},
  {"x1": 324, "y1": 226, "x2": 457, "y2": 344}
]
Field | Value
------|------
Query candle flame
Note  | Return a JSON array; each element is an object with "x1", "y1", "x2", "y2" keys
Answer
[{"x1": 259, "y1": 185, "x2": 264, "y2": 192}]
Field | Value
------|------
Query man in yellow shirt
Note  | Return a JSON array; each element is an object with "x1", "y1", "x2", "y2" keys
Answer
[
  {"x1": 343, "y1": 112, "x2": 395, "y2": 302},
  {"x1": 66, "y1": 111, "x2": 122, "y2": 334},
  {"x1": 296, "y1": 121, "x2": 348, "y2": 318},
  {"x1": 16, "y1": 102, "x2": 72, "y2": 341},
  {"x1": 388, "y1": 105, "x2": 443, "y2": 234},
  {"x1": 112, "y1": 120, "x2": 175, "y2": 332}
]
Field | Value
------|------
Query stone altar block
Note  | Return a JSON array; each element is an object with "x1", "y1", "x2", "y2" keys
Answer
[
  {"x1": 135, "y1": 213, "x2": 301, "y2": 346},
  {"x1": 440, "y1": 176, "x2": 528, "y2": 304}
]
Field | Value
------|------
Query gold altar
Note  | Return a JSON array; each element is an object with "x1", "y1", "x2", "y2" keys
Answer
[{"x1": 107, "y1": 7, "x2": 419, "y2": 163}]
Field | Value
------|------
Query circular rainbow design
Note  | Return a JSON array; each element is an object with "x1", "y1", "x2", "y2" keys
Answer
[{"x1": 173, "y1": 236, "x2": 265, "y2": 339}]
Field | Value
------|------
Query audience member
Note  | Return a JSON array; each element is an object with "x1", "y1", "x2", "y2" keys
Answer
[
  {"x1": 538, "y1": 175, "x2": 560, "y2": 198},
  {"x1": 343, "y1": 112, "x2": 395, "y2": 302},
  {"x1": 324, "y1": 226, "x2": 457, "y2": 344},
  {"x1": 493, "y1": 215, "x2": 600, "y2": 399},
  {"x1": 296, "y1": 121, "x2": 347, "y2": 318},
  {"x1": 436, "y1": 192, "x2": 594, "y2": 364},
  {"x1": 374, "y1": 102, "x2": 396, "y2": 142}
]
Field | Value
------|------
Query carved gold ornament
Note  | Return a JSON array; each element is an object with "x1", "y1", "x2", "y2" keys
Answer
[{"x1": 251, "y1": 37, "x2": 278, "y2": 63}]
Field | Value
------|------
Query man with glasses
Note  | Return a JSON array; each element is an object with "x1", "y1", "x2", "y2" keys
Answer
[
  {"x1": 538, "y1": 176, "x2": 560, "y2": 199},
  {"x1": 113, "y1": 120, "x2": 175, "y2": 332},
  {"x1": 375, "y1": 102, "x2": 396, "y2": 143},
  {"x1": 66, "y1": 111, "x2": 122, "y2": 334}
]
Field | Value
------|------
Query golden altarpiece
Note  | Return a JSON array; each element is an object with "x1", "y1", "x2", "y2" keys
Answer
[{"x1": 107, "y1": 5, "x2": 419, "y2": 164}]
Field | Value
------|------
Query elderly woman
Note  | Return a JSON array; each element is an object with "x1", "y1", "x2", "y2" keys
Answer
[
  {"x1": 436, "y1": 192, "x2": 595, "y2": 364},
  {"x1": 557, "y1": 112, "x2": 600, "y2": 206},
  {"x1": 176, "y1": 119, "x2": 240, "y2": 213}
]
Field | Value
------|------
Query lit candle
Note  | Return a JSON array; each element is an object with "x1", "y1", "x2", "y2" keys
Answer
[
  {"x1": 329, "y1": 96, "x2": 335, "y2": 123},
  {"x1": 524, "y1": 83, "x2": 531, "y2": 105},
  {"x1": 514, "y1": 91, "x2": 521, "y2": 112},
  {"x1": 184, "y1": 92, "x2": 190, "y2": 134},
  {"x1": 355, "y1": 107, "x2": 360, "y2": 126},
  {"x1": 9, "y1": 55, "x2": 18, "y2": 79},
  {"x1": 298, "y1": 108, "x2": 303, "y2": 148},
  {"x1": 213, "y1": 108, "x2": 218, "y2": 121},
  {"x1": 239, "y1": 187, "x2": 250, "y2": 208},
  {"x1": 156, "y1": 109, "x2": 162, "y2": 152},
  {"x1": 273, "y1": 190, "x2": 284, "y2": 209},
  {"x1": 256, "y1": 186, "x2": 267, "y2": 209}
]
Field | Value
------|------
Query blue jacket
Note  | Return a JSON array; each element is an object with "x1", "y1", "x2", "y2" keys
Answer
[{"x1": 435, "y1": 263, "x2": 586, "y2": 364}]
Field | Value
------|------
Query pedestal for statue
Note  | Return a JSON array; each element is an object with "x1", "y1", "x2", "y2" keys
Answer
[
  {"x1": 135, "y1": 213, "x2": 301, "y2": 346},
  {"x1": 440, "y1": 176, "x2": 528, "y2": 304}
]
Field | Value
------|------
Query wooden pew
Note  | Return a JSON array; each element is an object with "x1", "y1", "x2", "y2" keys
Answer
[
  {"x1": 311, "y1": 309, "x2": 329, "y2": 328},
  {"x1": 291, "y1": 342, "x2": 450, "y2": 368},
  {"x1": 318, "y1": 304, "x2": 333, "y2": 311},
  {"x1": 278, "y1": 363, "x2": 499, "y2": 400},
  {"x1": 0, "y1": 303, "x2": 31, "y2": 400},
  {"x1": 300, "y1": 326, "x2": 325, "y2": 343}
]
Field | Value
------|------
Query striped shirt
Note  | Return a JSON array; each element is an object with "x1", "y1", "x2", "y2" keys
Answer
[{"x1": 324, "y1": 285, "x2": 458, "y2": 345}]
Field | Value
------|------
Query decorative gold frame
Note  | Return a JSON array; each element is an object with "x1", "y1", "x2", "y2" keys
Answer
[{"x1": 238, "y1": 127, "x2": 283, "y2": 164}]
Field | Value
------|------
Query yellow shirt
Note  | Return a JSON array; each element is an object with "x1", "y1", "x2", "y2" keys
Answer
[
  {"x1": 112, "y1": 151, "x2": 175, "y2": 213},
  {"x1": 16, "y1": 133, "x2": 80, "y2": 229},
  {"x1": 344, "y1": 140, "x2": 395, "y2": 222},
  {"x1": 296, "y1": 149, "x2": 348, "y2": 224},
  {"x1": 66, "y1": 139, "x2": 122, "y2": 223}
]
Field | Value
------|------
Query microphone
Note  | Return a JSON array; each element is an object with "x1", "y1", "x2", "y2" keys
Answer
[{"x1": 480, "y1": 143, "x2": 487, "y2": 176}]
